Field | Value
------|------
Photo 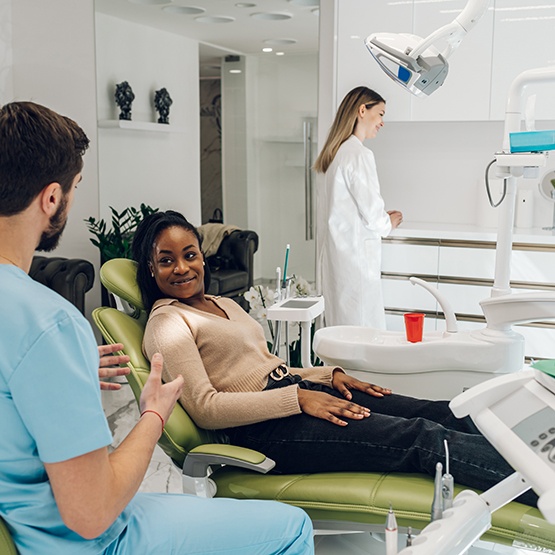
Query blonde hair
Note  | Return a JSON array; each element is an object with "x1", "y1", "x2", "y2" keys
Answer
[{"x1": 313, "y1": 86, "x2": 385, "y2": 174}]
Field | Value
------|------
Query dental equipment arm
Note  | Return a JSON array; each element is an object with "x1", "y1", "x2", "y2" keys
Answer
[
  {"x1": 398, "y1": 368, "x2": 555, "y2": 555},
  {"x1": 365, "y1": 0, "x2": 490, "y2": 96},
  {"x1": 492, "y1": 65, "x2": 555, "y2": 297},
  {"x1": 409, "y1": 277, "x2": 458, "y2": 333}
]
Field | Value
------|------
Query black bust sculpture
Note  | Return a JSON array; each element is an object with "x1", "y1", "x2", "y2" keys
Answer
[
  {"x1": 154, "y1": 88, "x2": 173, "y2": 124},
  {"x1": 114, "y1": 81, "x2": 135, "y2": 121}
]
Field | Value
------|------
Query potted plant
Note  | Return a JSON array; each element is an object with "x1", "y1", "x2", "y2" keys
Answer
[
  {"x1": 85, "y1": 204, "x2": 158, "y2": 307},
  {"x1": 85, "y1": 204, "x2": 158, "y2": 263}
]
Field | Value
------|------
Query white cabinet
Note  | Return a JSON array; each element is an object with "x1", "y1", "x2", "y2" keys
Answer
[{"x1": 382, "y1": 235, "x2": 555, "y2": 360}]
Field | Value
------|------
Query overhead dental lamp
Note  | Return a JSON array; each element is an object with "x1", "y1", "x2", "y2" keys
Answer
[{"x1": 365, "y1": 0, "x2": 490, "y2": 96}]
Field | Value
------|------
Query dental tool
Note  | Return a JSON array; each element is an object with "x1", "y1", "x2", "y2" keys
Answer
[
  {"x1": 281, "y1": 244, "x2": 290, "y2": 290},
  {"x1": 385, "y1": 504, "x2": 398, "y2": 555},
  {"x1": 431, "y1": 462, "x2": 443, "y2": 521},
  {"x1": 442, "y1": 439, "x2": 454, "y2": 510},
  {"x1": 275, "y1": 267, "x2": 281, "y2": 302},
  {"x1": 405, "y1": 526, "x2": 413, "y2": 547}
]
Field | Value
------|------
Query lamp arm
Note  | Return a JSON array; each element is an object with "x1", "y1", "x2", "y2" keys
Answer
[{"x1": 410, "y1": 0, "x2": 490, "y2": 61}]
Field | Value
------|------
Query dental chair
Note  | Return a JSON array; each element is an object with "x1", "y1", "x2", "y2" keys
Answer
[
  {"x1": 0, "y1": 519, "x2": 16, "y2": 555},
  {"x1": 91, "y1": 258, "x2": 555, "y2": 552}
]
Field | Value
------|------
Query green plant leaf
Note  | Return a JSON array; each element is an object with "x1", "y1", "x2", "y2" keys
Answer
[{"x1": 84, "y1": 203, "x2": 159, "y2": 261}]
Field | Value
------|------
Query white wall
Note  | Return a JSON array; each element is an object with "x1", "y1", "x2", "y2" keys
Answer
[
  {"x1": 0, "y1": 0, "x2": 13, "y2": 104},
  {"x1": 2, "y1": 4, "x2": 202, "y2": 322},
  {"x1": 247, "y1": 53, "x2": 319, "y2": 281},
  {"x1": 95, "y1": 13, "x2": 201, "y2": 226},
  {"x1": 9, "y1": 0, "x2": 101, "y2": 318}
]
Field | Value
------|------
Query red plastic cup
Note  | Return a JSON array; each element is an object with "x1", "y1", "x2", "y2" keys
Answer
[{"x1": 404, "y1": 313, "x2": 424, "y2": 343}]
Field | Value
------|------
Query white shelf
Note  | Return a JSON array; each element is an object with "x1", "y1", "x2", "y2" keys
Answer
[{"x1": 98, "y1": 119, "x2": 185, "y2": 133}]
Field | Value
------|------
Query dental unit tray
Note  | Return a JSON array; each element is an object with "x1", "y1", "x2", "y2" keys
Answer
[
  {"x1": 509, "y1": 130, "x2": 555, "y2": 153},
  {"x1": 396, "y1": 368, "x2": 555, "y2": 554},
  {"x1": 266, "y1": 296, "x2": 325, "y2": 322}
]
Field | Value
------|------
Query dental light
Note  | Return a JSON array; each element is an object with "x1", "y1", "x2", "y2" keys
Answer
[{"x1": 365, "y1": 0, "x2": 490, "y2": 96}]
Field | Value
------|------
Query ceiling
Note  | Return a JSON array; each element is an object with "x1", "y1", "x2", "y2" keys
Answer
[{"x1": 95, "y1": 0, "x2": 320, "y2": 77}]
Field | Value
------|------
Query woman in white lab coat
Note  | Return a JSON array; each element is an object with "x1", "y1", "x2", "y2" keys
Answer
[{"x1": 314, "y1": 86, "x2": 402, "y2": 328}]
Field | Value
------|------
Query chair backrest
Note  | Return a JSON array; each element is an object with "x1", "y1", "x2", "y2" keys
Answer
[
  {"x1": 94, "y1": 258, "x2": 219, "y2": 469},
  {"x1": 0, "y1": 517, "x2": 17, "y2": 555}
]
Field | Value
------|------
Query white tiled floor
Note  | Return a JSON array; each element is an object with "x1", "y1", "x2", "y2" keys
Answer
[{"x1": 102, "y1": 384, "x2": 549, "y2": 555}]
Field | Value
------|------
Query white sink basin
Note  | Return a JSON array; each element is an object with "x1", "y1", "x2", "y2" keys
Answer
[{"x1": 313, "y1": 325, "x2": 525, "y2": 400}]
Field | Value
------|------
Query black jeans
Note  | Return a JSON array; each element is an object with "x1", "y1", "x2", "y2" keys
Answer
[{"x1": 226, "y1": 377, "x2": 537, "y2": 506}]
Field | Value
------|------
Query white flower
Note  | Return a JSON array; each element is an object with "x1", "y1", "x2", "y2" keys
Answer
[
  {"x1": 255, "y1": 306, "x2": 268, "y2": 321},
  {"x1": 291, "y1": 275, "x2": 315, "y2": 297}
]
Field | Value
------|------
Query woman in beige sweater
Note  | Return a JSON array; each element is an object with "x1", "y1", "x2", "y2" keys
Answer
[{"x1": 133, "y1": 210, "x2": 534, "y2": 505}]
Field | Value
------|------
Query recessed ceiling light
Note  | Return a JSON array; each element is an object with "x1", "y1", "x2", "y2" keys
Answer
[
  {"x1": 235, "y1": 2, "x2": 256, "y2": 6},
  {"x1": 251, "y1": 12, "x2": 292, "y2": 21},
  {"x1": 229, "y1": 69, "x2": 242, "y2": 74},
  {"x1": 262, "y1": 47, "x2": 273, "y2": 52},
  {"x1": 288, "y1": 0, "x2": 319, "y2": 6},
  {"x1": 195, "y1": 15, "x2": 235, "y2": 23},
  {"x1": 162, "y1": 6, "x2": 205, "y2": 14},
  {"x1": 263, "y1": 38, "x2": 297, "y2": 46},
  {"x1": 276, "y1": 52, "x2": 285, "y2": 56},
  {"x1": 128, "y1": 0, "x2": 167, "y2": 5}
]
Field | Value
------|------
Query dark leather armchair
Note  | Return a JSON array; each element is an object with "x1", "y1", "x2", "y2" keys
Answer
[
  {"x1": 29, "y1": 256, "x2": 95, "y2": 315},
  {"x1": 205, "y1": 230, "x2": 258, "y2": 309}
]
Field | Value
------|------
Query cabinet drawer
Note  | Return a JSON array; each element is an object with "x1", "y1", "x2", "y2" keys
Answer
[
  {"x1": 383, "y1": 277, "x2": 438, "y2": 312},
  {"x1": 438, "y1": 247, "x2": 495, "y2": 280},
  {"x1": 511, "y1": 250, "x2": 555, "y2": 285},
  {"x1": 382, "y1": 242, "x2": 439, "y2": 275},
  {"x1": 437, "y1": 282, "x2": 490, "y2": 316}
]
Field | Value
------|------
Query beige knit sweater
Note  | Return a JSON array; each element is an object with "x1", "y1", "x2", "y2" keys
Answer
[{"x1": 143, "y1": 296, "x2": 335, "y2": 429}]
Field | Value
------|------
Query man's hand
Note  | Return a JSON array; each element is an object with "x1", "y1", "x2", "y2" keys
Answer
[
  {"x1": 98, "y1": 344, "x2": 130, "y2": 390},
  {"x1": 139, "y1": 353, "x2": 184, "y2": 424}
]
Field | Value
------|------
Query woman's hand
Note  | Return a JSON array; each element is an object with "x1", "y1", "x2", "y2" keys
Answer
[
  {"x1": 98, "y1": 344, "x2": 130, "y2": 390},
  {"x1": 297, "y1": 388, "x2": 370, "y2": 427},
  {"x1": 332, "y1": 369, "x2": 392, "y2": 401},
  {"x1": 387, "y1": 210, "x2": 403, "y2": 229}
]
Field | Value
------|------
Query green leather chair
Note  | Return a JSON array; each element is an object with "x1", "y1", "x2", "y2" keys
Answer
[
  {"x1": 92, "y1": 258, "x2": 555, "y2": 550},
  {"x1": 0, "y1": 518, "x2": 17, "y2": 555}
]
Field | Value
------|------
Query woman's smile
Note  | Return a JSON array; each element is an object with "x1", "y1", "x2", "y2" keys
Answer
[{"x1": 150, "y1": 226, "x2": 206, "y2": 301}]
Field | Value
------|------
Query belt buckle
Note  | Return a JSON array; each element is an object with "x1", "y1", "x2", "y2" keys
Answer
[{"x1": 269, "y1": 365, "x2": 289, "y2": 381}]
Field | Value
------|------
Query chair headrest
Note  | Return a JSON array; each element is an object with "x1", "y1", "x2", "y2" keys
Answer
[{"x1": 100, "y1": 258, "x2": 145, "y2": 311}]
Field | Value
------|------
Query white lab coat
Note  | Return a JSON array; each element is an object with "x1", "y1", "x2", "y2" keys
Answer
[{"x1": 316, "y1": 135, "x2": 392, "y2": 329}]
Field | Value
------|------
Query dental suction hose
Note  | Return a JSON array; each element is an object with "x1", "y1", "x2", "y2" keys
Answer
[{"x1": 409, "y1": 277, "x2": 458, "y2": 333}]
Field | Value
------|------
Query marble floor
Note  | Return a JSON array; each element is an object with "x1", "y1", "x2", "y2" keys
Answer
[{"x1": 102, "y1": 383, "x2": 548, "y2": 555}]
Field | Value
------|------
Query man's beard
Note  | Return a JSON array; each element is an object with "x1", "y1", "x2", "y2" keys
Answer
[{"x1": 37, "y1": 196, "x2": 68, "y2": 252}]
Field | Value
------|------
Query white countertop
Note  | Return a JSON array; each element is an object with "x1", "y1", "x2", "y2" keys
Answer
[{"x1": 389, "y1": 221, "x2": 555, "y2": 245}]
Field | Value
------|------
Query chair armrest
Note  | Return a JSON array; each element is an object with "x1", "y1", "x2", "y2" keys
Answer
[
  {"x1": 29, "y1": 256, "x2": 95, "y2": 314},
  {"x1": 183, "y1": 444, "x2": 275, "y2": 477}
]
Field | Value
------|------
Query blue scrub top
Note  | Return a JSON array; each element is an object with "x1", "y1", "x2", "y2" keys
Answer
[{"x1": 0, "y1": 265, "x2": 128, "y2": 554}]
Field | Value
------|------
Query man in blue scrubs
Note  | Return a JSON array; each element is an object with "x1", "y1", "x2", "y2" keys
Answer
[{"x1": 0, "y1": 101, "x2": 313, "y2": 555}]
